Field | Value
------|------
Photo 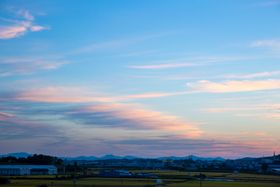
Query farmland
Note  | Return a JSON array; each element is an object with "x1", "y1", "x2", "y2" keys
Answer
[{"x1": 1, "y1": 170, "x2": 280, "y2": 187}]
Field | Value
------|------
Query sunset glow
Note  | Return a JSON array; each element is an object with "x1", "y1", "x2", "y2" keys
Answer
[{"x1": 0, "y1": 0, "x2": 280, "y2": 158}]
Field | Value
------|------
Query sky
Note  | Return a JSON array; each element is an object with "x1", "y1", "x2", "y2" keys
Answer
[{"x1": 0, "y1": 0, "x2": 280, "y2": 158}]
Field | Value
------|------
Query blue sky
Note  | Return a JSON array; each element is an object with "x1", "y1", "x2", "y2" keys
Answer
[{"x1": 0, "y1": 0, "x2": 280, "y2": 158}]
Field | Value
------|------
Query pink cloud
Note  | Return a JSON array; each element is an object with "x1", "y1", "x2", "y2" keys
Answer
[
  {"x1": 2, "y1": 87, "x2": 278, "y2": 157},
  {"x1": 30, "y1": 25, "x2": 48, "y2": 32},
  {"x1": 0, "y1": 57, "x2": 68, "y2": 76},
  {"x1": 187, "y1": 79, "x2": 280, "y2": 93},
  {"x1": 14, "y1": 86, "x2": 187, "y2": 103},
  {"x1": 0, "y1": 112, "x2": 14, "y2": 120},
  {"x1": 0, "y1": 25, "x2": 28, "y2": 39},
  {"x1": 12, "y1": 86, "x2": 203, "y2": 138},
  {"x1": 80, "y1": 103, "x2": 203, "y2": 138},
  {"x1": 0, "y1": 9, "x2": 48, "y2": 39},
  {"x1": 16, "y1": 87, "x2": 117, "y2": 103},
  {"x1": 119, "y1": 91, "x2": 187, "y2": 100}
]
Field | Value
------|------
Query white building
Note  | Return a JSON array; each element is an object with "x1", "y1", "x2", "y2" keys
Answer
[{"x1": 0, "y1": 165, "x2": 57, "y2": 176}]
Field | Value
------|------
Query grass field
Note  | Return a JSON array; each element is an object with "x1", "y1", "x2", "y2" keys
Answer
[{"x1": 1, "y1": 170, "x2": 280, "y2": 187}]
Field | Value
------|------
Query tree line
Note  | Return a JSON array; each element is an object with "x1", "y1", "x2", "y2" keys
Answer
[{"x1": 0, "y1": 154, "x2": 63, "y2": 166}]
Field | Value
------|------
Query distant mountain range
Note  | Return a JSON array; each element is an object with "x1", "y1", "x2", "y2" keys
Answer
[
  {"x1": 157, "y1": 155, "x2": 225, "y2": 161},
  {"x1": 63, "y1": 154, "x2": 140, "y2": 161},
  {"x1": 0, "y1": 152, "x2": 32, "y2": 158},
  {"x1": 0, "y1": 152, "x2": 224, "y2": 161}
]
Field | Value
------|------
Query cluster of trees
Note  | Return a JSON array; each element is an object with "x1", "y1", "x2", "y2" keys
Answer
[
  {"x1": 0, "y1": 154, "x2": 63, "y2": 166},
  {"x1": 0, "y1": 177, "x2": 10, "y2": 184}
]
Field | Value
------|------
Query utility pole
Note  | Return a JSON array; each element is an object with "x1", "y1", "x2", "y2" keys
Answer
[
  {"x1": 199, "y1": 163, "x2": 202, "y2": 187},
  {"x1": 72, "y1": 177, "x2": 76, "y2": 187},
  {"x1": 73, "y1": 162, "x2": 77, "y2": 187}
]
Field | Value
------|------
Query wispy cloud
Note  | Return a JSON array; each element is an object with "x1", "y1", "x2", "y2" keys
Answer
[
  {"x1": 265, "y1": 113, "x2": 280, "y2": 119},
  {"x1": 0, "y1": 57, "x2": 68, "y2": 76},
  {"x1": 1, "y1": 87, "x2": 278, "y2": 157},
  {"x1": 74, "y1": 32, "x2": 173, "y2": 54},
  {"x1": 224, "y1": 71, "x2": 280, "y2": 79},
  {"x1": 15, "y1": 86, "x2": 116, "y2": 103},
  {"x1": 0, "y1": 8, "x2": 48, "y2": 39},
  {"x1": 203, "y1": 103, "x2": 280, "y2": 121},
  {"x1": 187, "y1": 79, "x2": 280, "y2": 93},
  {"x1": 0, "y1": 111, "x2": 15, "y2": 120},
  {"x1": 100, "y1": 136, "x2": 276, "y2": 158},
  {"x1": 134, "y1": 70, "x2": 280, "y2": 81},
  {"x1": 118, "y1": 91, "x2": 188, "y2": 100},
  {"x1": 251, "y1": 39, "x2": 280, "y2": 48},
  {"x1": 60, "y1": 103, "x2": 203, "y2": 138},
  {"x1": 0, "y1": 111, "x2": 59, "y2": 140},
  {"x1": 128, "y1": 56, "x2": 251, "y2": 70},
  {"x1": 204, "y1": 107, "x2": 259, "y2": 113},
  {"x1": 204, "y1": 103, "x2": 280, "y2": 113},
  {"x1": 12, "y1": 86, "x2": 187, "y2": 103},
  {"x1": 129, "y1": 62, "x2": 196, "y2": 69},
  {"x1": 0, "y1": 86, "x2": 202, "y2": 138},
  {"x1": 251, "y1": 39, "x2": 280, "y2": 53}
]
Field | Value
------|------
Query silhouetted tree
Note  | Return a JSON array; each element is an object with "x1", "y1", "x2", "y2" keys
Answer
[
  {"x1": 0, "y1": 154, "x2": 63, "y2": 166},
  {"x1": 261, "y1": 163, "x2": 268, "y2": 173}
]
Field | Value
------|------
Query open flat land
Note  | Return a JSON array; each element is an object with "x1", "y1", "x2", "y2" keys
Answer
[{"x1": 1, "y1": 170, "x2": 280, "y2": 187}]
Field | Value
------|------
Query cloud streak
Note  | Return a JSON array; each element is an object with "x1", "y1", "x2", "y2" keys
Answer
[
  {"x1": 128, "y1": 56, "x2": 250, "y2": 70},
  {"x1": 0, "y1": 8, "x2": 48, "y2": 39},
  {"x1": 187, "y1": 79, "x2": 280, "y2": 93},
  {"x1": 0, "y1": 57, "x2": 68, "y2": 77},
  {"x1": 205, "y1": 104, "x2": 280, "y2": 113},
  {"x1": 12, "y1": 86, "x2": 187, "y2": 103},
  {"x1": 0, "y1": 111, "x2": 59, "y2": 140},
  {"x1": 129, "y1": 62, "x2": 196, "y2": 69},
  {"x1": 99, "y1": 135, "x2": 277, "y2": 158},
  {"x1": 1, "y1": 86, "x2": 278, "y2": 157},
  {"x1": 0, "y1": 86, "x2": 202, "y2": 138},
  {"x1": 224, "y1": 71, "x2": 280, "y2": 79},
  {"x1": 74, "y1": 32, "x2": 173, "y2": 54},
  {"x1": 15, "y1": 86, "x2": 116, "y2": 103},
  {"x1": 203, "y1": 103, "x2": 280, "y2": 121},
  {"x1": 251, "y1": 39, "x2": 280, "y2": 53},
  {"x1": 62, "y1": 103, "x2": 203, "y2": 138}
]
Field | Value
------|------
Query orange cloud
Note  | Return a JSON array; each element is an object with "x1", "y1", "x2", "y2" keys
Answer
[
  {"x1": 187, "y1": 79, "x2": 280, "y2": 93},
  {"x1": 13, "y1": 86, "x2": 203, "y2": 137},
  {"x1": 15, "y1": 86, "x2": 187, "y2": 103},
  {"x1": 79, "y1": 103, "x2": 203, "y2": 138}
]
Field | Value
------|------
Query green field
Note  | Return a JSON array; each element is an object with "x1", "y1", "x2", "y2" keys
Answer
[{"x1": 1, "y1": 170, "x2": 280, "y2": 187}]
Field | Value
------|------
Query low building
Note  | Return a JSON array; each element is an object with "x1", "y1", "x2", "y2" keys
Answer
[
  {"x1": 0, "y1": 165, "x2": 57, "y2": 176},
  {"x1": 268, "y1": 164, "x2": 280, "y2": 174}
]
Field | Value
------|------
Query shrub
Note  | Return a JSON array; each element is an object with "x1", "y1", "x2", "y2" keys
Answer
[
  {"x1": 37, "y1": 184, "x2": 48, "y2": 187},
  {"x1": 0, "y1": 177, "x2": 10, "y2": 184}
]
